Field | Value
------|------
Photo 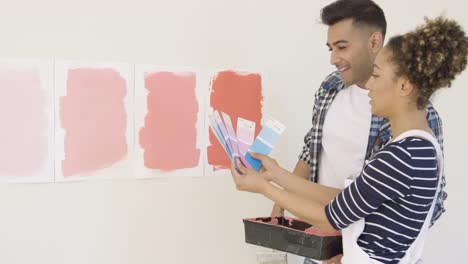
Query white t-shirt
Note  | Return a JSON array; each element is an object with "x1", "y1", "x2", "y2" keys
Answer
[{"x1": 318, "y1": 85, "x2": 372, "y2": 188}]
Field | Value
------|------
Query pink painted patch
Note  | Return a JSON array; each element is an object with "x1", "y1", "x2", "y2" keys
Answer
[
  {"x1": 0, "y1": 67, "x2": 48, "y2": 177},
  {"x1": 139, "y1": 72, "x2": 200, "y2": 171},
  {"x1": 208, "y1": 71, "x2": 263, "y2": 170},
  {"x1": 60, "y1": 68, "x2": 127, "y2": 177}
]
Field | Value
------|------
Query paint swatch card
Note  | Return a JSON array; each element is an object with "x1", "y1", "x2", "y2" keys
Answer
[
  {"x1": 245, "y1": 116, "x2": 286, "y2": 171},
  {"x1": 221, "y1": 112, "x2": 239, "y2": 159},
  {"x1": 213, "y1": 111, "x2": 233, "y2": 156},
  {"x1": 209, "y1": 114, "x2": 232, "y2": 159},
  {"x1": 237, "y1": 117, "x2": 255, "y2": 156},
  {"x1": 237, "y1": 117, "x2": 256, "y2": 169}
]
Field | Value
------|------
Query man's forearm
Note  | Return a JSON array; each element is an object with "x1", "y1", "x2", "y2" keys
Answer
[
  {"x1": 271, "y1": 160, "x2": 310, "y2": 211},
  {"x1": 273, "y1": 169, "x2": 341, "y2": 205},
  {"x1": 262, "y1": 182, "x2": 336, "y2": 232},
  {"x1": 272, "y1": 160, "x2": 340, "y2": 207},
  {"x1": 293, "y1": 159, "x2": 310, "y2": 180}
]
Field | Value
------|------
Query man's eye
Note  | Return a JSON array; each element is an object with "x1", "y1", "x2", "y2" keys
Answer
[{"x1": 337, "y1": 46, "x2": 346, "y2": 50}]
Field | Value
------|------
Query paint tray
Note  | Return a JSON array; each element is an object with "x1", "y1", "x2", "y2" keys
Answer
[{"x1": 243, "y1": 216, "x2": 342, "y2": 260}]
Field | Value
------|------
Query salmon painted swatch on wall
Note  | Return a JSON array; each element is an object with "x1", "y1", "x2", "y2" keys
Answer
[
  {"x1": 207, "y1": 71, "x2": 263, "y2": 170},
  {"x1": 0, "y1": 67, "x2": 48, "y2": 177},
  {"x1": 139, "y1": 72, "x2": 200, "y2": 171},
  {"x1": 60, "y1": 68, "x2": 128, "y2": 177}
]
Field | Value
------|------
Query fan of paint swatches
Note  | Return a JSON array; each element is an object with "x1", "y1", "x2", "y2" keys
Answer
[
  {"x1": 245, "y1": 116, "x2": 286, "y2": 171},
  {"x1": 209, "y1": 110, "x2": 285, "y2": 171},
  {"x1": 209, "y1": 114, "x2": 232, "y2": 160},
  {"x1": 209, "y1": 111, "x2": 239, "y2": 162}
]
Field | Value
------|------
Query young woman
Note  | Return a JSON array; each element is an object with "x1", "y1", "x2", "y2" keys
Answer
[{"x1": 231, "y1": 17, "x2": 467, "y2": 264}]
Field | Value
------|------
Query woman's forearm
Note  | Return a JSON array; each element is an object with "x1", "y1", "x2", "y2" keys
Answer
[{"x1": 261, "y1": 182, "x2": 336, "y2": 232}]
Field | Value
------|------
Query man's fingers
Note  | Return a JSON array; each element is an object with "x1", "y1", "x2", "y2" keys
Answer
[{"x1": 323, "y1": 254, "x2": 343, "y2": 264}]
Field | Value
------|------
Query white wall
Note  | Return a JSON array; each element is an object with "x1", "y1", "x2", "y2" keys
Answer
[{"x1": 0, "y1": 0, "x2": 466, "y2": 263}]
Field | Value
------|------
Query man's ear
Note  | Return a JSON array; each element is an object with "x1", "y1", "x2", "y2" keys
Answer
[{"x1": 369, "y1": 31, "x2": 383, "y2": 54}]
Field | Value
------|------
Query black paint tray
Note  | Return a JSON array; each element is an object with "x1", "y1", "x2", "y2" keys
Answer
[{"x1": 243, "y1": 216, "x2": 342, "y2": 260}]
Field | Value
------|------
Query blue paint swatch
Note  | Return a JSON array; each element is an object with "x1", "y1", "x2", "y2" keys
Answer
[{"x1": 245, "y1": 117, "x2": 285, "y2": 171}]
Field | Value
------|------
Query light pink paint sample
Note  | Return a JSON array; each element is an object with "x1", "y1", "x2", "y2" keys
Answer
[
  {"x1": 139, "y1": 72, "x2": 200, "y2": 171},
  {"x1": 60, "y1": 68, "x2": 127, "y2": 177},
  {"x1": 0, "y1": 68, "x2": 48, "y2": 177}
]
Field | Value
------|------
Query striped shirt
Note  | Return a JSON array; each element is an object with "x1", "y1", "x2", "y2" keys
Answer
[
  {"x1": 300, "y1": 71, "x2": 446, "y2": 226},
  {"x1": 325, "y1": 137, "x2": 439, "y2": 264}
]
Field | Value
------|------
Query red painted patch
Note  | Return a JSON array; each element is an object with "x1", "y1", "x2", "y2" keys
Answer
[{"x1": 207, "y1": 71, "x2": 263, "y2": 170}]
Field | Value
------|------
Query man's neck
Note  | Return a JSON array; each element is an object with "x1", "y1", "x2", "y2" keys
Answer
[{"x1": 355, "y1": 77, "x2": 371, "y2": 90}]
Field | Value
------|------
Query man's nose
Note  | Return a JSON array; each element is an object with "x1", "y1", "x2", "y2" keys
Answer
[
  {"x1": 330, "y1": 51, "x2": 340, "y2": 66},
  {"x1": 365, "y1": 78, "x2": 374, "y2": 90}
]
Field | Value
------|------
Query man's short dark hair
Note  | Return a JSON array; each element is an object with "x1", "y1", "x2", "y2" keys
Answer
[{"x1": 321, "y1": 0, "x2": 387, "y2": 39}]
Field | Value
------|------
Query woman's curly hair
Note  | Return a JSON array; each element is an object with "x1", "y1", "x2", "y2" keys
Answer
[{"x1": 387, "y1": 16, "x2": 468, "y2": 109}]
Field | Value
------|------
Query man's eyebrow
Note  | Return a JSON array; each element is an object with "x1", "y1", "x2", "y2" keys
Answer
[{"x1": 326, "y1": 40, "x2": 349, "y2": 46}]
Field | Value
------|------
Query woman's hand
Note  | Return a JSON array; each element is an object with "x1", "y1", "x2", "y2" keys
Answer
[
  {"x1": 230, "y1": 159, "x2": 269, "y2": 194},
  {"x1": 230, "y1": 152, "x2": 286, "y2": 194},
  {"x1": 248, "y1": 152, "x2": 286, "y2": 182}
]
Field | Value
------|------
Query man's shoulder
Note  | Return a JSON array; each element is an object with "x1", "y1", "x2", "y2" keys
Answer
[
  {"x1": 319, "y1": 71, "x2": 344, "y2": 92},
  {"x1": 425, "y1": 101, "x2": 441, "y2": 120}
]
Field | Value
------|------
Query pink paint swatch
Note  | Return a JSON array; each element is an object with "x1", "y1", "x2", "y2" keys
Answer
[
  {"x1": 60, "y1": 68, "x2": 127, "y2": 177},
  {"x1": 208, "y1": 71, "x2": 263, "y2": 170},
  {"x1": 139, "y1": 72, "x2": 200, "y2": 171},
  {"x1": 0, "y1": 67, "x2": 48, "y2": 177}
]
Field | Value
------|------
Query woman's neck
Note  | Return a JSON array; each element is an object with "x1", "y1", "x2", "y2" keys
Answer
[{"x1": 388, "y1": 107, "x2": 432, "y2": 139}]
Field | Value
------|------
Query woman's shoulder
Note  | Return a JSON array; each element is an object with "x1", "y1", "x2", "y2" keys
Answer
[{"x1": 377, "y1": 136, "x2": 437, "y2": 166}]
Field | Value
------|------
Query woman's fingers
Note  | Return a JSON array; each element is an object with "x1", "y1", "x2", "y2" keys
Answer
[
  {"x1": 230, "y1": 163, "x2": 242, "y2": 188},
  {"x1": 248, "y1": 152, "x2": 278, "y2": 170},
  {"x1": 248, "y1": 151, "x2": 267, "y2": 161}
]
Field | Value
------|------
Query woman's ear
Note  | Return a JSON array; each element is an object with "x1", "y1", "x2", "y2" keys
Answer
[{"x1": 398, "y1": 78, "x2": 415, "y2": 97}]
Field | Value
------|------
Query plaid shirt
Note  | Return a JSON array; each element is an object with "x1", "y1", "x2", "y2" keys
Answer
[{"x1": 299, "y1": 71, "x2": 447, "y2": 226}]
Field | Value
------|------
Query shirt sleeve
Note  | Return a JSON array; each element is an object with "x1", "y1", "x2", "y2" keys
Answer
[
  {"x1": 425, "y1": 101, "x2": 447, "y2": 225},
  {"x1": 298, "y1": 129, "x2": 313, "y2": 165},
  {"x1": 298, "y1": 87, "x2": 324, "y2": 165},
  {"x1": 325, "y1": 147, "x2": 414, "y2": 230}
]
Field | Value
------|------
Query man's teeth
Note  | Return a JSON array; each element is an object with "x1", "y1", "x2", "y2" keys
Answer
[{"x1": 339, "y1": 66, "x2": 350, "y2": 72}]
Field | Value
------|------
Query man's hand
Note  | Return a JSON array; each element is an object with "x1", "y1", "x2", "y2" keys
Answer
[
  {"x1": 322, "y1": 254, "x2": 343, "y2": 264},
  {"x1": 270, "y1": 203, "x2": 284, "y2": 217}
]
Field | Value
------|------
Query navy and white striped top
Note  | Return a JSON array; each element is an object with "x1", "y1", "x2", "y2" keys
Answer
[{"x1": 325, "y1": 137, "x2": 439, "y2": 264}]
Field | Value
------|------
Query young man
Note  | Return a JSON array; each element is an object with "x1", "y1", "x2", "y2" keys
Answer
[{"x1": 269, "y1": 1, "x2": 447, "y2": 263}]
